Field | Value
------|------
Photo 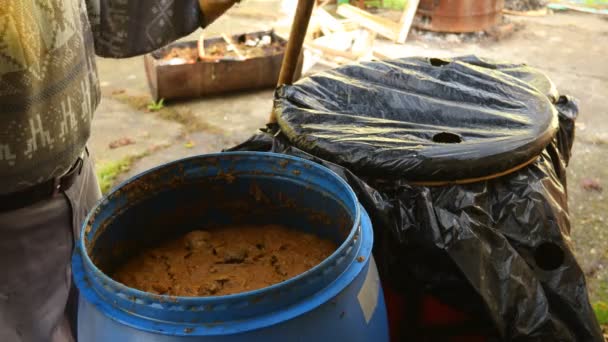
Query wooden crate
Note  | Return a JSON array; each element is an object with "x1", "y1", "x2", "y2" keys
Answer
[{"x1": 144, "y1": 31, "x2": 302, "y2": 101}]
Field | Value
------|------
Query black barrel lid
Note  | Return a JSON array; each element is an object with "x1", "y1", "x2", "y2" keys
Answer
[{"x1": 275, "y1": 56, "x2": 559, "y2": 181}]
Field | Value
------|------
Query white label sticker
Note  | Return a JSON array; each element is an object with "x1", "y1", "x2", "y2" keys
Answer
[{"x1": 357, "y1": 257, "x2": 380, "y2": 324}]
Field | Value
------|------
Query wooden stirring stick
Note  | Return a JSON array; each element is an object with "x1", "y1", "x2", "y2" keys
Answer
[{"x1": 269, "y1": 0, "x2": 315, "y2": 123}]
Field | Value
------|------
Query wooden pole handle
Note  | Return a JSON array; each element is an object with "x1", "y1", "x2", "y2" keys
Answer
[{"x1": 269, "y1": 0, "x2": 315, "y2": 124}]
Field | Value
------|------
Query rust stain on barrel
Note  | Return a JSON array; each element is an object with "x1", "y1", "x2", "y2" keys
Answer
[{"x1": 416, "y1": 0, "x2": 504, "y2": 33}]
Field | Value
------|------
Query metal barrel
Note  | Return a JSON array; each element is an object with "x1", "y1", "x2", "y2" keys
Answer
[
  {"x1": 416, "y1": 0, "x2": 505, "y2": 33},
  {"x1": 72, "y1": 152, "x2": 388, "y2": 341}
]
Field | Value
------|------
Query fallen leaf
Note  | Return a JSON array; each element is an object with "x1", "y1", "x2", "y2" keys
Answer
[
  {"x1": 184, "y1": 141, "x2": 195, "y2": 148},
  {"x1": 146, "y1": 144, "x2": 167, "y2": 154},
  {"x1": 582, "y1": 178, "x2": 603, "y2": 192},
  {"x1": 109, "y1": 137, "x2": 135, "y2": 149}
]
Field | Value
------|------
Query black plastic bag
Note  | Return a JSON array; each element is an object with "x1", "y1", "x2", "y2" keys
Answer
[
  {"x1": 228, "y1": 56, "x2": 602, "y2": 341},
  {"x1": 275, "y1": 55, "x2": 561, "y2": 182}
]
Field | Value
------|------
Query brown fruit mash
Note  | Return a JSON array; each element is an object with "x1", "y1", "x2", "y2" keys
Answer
[{"x1": 112, "y1": 225, "x2": 337, "y2": 296}]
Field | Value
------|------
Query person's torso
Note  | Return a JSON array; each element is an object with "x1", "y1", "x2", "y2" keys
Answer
[{"x1": 0, "y1": 0, "x2": 100, "y2": 194}]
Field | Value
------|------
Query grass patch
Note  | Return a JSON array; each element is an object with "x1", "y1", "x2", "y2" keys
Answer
[
  {"x1": 147, "y1": 98, "x2": 165, "y2": 112},
  {"x1": 593, "y1": 281, "x2": 608, "y2": 328},
  {"x1": 97, "y1": 157, "x2": 136, "y2": 194},
  {"x1": 341, "y1": 0, "x2": 407, "y2": 10},
  {"x1": 594, "y1": 301, "x2": 608, "y2": 325}
]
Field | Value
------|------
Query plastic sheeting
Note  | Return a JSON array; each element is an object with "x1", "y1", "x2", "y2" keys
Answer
[
  {"x1": 275, "y1": 56, "x2": 560, "y2": 182},
  {"x1": 229, "y1": 56, "x2": 602, "y2": 341}
]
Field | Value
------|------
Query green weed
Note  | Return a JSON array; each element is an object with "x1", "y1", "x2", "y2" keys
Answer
[
  {"x1": 594, "y1": 301, "x2": 608, "y2": 325},
  {"x1": 147, "y1": 98, "x2": 165, "y2": 112},
  {"x1": 96, "y1": 157, "x2": 136, "y2": 194}
]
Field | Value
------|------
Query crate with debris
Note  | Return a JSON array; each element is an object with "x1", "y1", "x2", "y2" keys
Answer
[{"x1": 144, "y1": 30, "x2": 302, "y2": 101}]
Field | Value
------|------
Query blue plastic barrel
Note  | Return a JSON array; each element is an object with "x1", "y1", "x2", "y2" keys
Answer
[{"x1": 72, "y1": 152, "x2": 388, "y2": 341}]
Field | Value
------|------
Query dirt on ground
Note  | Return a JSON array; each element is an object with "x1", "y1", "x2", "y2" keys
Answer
[
  {"x1": 112, "y1": 225, "x2": 337, "y2": 296},
  {"x1": 504, "y1": 0, "x2": 547, "y2": 11}
]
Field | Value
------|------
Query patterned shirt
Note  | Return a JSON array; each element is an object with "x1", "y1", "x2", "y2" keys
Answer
[{"x1": 0, "y1": 0, "x2": 201, "y2": 194}]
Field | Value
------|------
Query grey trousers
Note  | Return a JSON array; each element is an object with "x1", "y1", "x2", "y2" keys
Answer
[{"x1": 0, "y1": 154, "x2": 101, "y2": 342}]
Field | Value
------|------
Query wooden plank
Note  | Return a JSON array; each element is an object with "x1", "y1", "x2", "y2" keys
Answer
[
  {"x1": 396, "y1": 0, "x2": 420, "y2": 43},
  {"x1": 306, "y1": 43, "x2": 359, "y2": 60},
  {"x1": 352, "y1": 30, "x2": 376, "y2": 57},
  {"x1": 547, "y1": 3, "x2": 608, "y2": 16},
  {"x1": 317, "y1": 58, "x2": 342, "y2": 68},
  {"x1": 314, "y1": 31, "x2": 357, "y2": 51},
  {"x1": 312, "y1": 9, "x2": 360, "y2": 35},
  {"x1": 372, "y1": 49, "x2": 392, "y2": 60},
  {"x1": 221, "y1": 34, "x2": 246, "y2": 60},
  {"x1": 503, "y1": 8, "x2": 548, "y2": 16},
  {"x1": 197, "y1": 34, "x2": 206, "y2": 59},
  {"x1": 315, "y1": 7, "x2": 346, "y2": 32},
  {"x1": 306, "y1": 30, "x2": 360, "y2": 60},
  {"x1": 339, "y1": 19, "x2": 360, "y2": 31},
  {"x1": 337, "y1": 4, "x2": 400, "y2": 41}
]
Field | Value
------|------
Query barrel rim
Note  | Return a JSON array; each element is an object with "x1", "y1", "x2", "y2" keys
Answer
[{"x1": 74, "y1": 152, "x2": 371, "y2": 335}]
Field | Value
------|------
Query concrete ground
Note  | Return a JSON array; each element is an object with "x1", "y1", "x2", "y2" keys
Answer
[{"x1": 90, "y1": 2, "x2": 608, "y2": 308}]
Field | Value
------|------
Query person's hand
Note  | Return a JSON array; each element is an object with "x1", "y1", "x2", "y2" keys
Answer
[{"x1": 198, "y1": 0, "x2": 241, "y2": 27}]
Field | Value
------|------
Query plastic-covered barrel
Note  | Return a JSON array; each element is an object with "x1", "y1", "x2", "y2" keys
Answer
[{"x1": 72, "y1": 152, "x2": 388, "y2": 341}]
